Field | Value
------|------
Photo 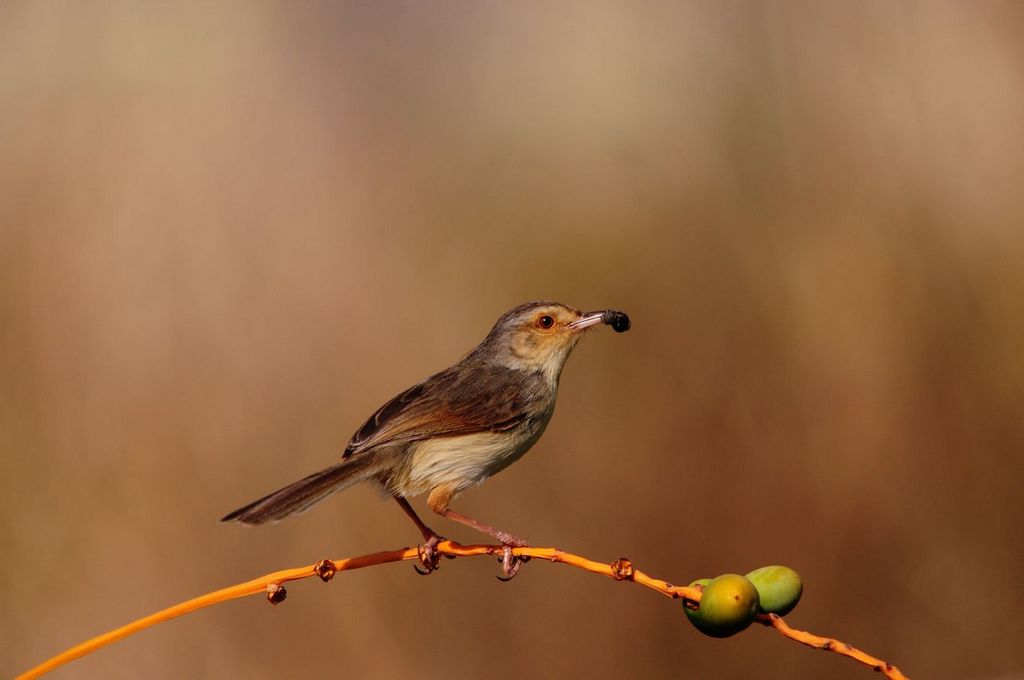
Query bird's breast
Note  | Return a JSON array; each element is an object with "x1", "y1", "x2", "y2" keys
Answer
[{"x1": 398, "y1": 412, "x2": 552, "y2": 497}]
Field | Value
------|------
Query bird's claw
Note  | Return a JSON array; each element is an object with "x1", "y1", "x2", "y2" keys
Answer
[
  {"x1": 414, "y1": 535, "x2": 444, "y2": 575},
  {"x1": 496, "y1": 545, "x2": 522, "y2": 581},
  {"x1": 494, "y1": 539, "x2": 530, "y2": 581}
]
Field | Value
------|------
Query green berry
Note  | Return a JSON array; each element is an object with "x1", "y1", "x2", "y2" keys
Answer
[
  {"x1": 745, "y1": 565, "x2": 803, "y2": 616},
  {"x1": 683, "y1": 573, "x2": 760, "y2": 638}
]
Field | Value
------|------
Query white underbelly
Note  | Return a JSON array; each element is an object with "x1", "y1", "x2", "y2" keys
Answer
[{"x1": 402, "y1": 423, "x2": 547, "y2": 495}]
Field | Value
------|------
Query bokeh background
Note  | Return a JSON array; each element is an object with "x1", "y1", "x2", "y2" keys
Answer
[{"x1": 3, "y1": 2, "x2": 1023, "y2": 678}]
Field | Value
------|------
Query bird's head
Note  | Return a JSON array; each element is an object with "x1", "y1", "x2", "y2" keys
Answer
[{"x1": 474, "y1": 301, "x2": 630, "y2": 384}]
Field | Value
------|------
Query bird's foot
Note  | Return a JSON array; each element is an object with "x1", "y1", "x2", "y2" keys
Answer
[
  {"x1": 414, "y1": 534, "x2": 445, "y2": 575},
  {"x1": 495, "y1": 534, "x2": 530, "y2": 581}
]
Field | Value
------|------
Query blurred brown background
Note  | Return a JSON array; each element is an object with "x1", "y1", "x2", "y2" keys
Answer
[{"x1": 2, "y1": 2, "x2": 1023, "y2": 678}]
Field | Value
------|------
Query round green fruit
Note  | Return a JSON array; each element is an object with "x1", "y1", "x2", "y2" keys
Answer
[
  {"x1": 683, "y1": 573, "x2": 760, "y2": 638},
  {"x1": 745, "y1": 565, "x2": 803, "y2": 616}
]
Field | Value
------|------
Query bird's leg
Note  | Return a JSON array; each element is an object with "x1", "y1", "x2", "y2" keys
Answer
[
  {"x1": 394, "y1": 496, "x2": 444, "y2": 574},
  {"x1": 439, "y1": 507, "x2": 529, "y2": 547},
  {"x1": 395, "y1": 495, "x2": 442, "y2": 542},
  {"x1": 440, "y1": 508, "x2": 530, "y2": 579},
  {"x1": 427, "y1": 487, "x2": 529, "y2": 579}
]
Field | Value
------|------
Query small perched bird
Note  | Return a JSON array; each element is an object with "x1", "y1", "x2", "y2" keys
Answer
[{"x1": 222, "y1": 301, "x2": 630, "y2": 576}]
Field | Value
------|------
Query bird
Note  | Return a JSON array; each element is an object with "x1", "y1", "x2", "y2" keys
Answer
[{"x1": 222, "y1": 301, "x2": 631, "y2": 576}]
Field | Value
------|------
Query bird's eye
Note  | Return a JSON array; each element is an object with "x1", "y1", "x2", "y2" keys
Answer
[{"x1": 537, "y1": 315, "x2": 555, "y2": 329}]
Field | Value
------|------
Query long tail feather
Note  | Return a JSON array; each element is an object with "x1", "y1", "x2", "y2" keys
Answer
[{"x1": 221, "y1": 456, "x2": 377, "y2": 525}]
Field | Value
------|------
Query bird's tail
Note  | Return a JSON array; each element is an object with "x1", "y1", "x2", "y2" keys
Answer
[{"x1": 221, "y1": 455, "x2": 378, "y2": 525}]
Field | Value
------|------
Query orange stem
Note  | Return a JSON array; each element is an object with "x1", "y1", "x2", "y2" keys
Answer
[
  {"x1": 16, "y1": 541, "x2": 907, "y2": 680},
  {"x1": 759, "y1": 612, "x2": 909, "y2": 679}
]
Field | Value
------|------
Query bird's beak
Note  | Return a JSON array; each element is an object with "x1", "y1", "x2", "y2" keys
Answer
[{"x1": 568, "y1": 311, "x2": 607, "y2": 331}]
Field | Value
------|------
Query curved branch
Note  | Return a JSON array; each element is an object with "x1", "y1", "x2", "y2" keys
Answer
[{"x1": 16, "y1": 541, "x2": 909, "y2": 680}]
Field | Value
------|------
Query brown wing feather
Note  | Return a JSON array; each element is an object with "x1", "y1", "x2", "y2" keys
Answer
[{"x1": 343, "y1": 363, "x2": 542, "y2": 458}]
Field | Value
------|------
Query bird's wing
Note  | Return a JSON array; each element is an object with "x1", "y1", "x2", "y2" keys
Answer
[{"x1": 343, "y1": 364, "x2": 539, "y2": 458}]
